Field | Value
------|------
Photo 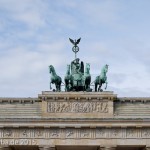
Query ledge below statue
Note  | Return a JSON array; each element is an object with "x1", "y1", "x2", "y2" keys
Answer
[{"x1": 39, "y1": 91, "x2": 117, "y2": 119}]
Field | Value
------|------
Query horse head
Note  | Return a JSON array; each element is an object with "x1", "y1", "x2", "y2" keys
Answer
[
  {"x1": 49, "y1": 65, "x2": 54, "y2": 74},
  {"x1": 100, "y1": 64, "x2": 108, "y2": 82},
  {"x1": 102, "y1": 64, "x2": 108, "y2": 74}
]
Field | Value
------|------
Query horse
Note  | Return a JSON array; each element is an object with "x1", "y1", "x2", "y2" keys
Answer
[
  {"x1": 83, "y1": 63, "x2": 91, "y2": 91},
  {"x1": 94, "y1": 64, "x2": 108, "y2": 92},
  {"x1": 64, "y1": 64, "x2": 73, "y2": 91},
  {"x1": 49, "y1": 65, "x2": 62, "y2": 92}
]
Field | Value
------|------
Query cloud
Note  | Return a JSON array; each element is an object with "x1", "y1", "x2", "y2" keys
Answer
[
  {"x1": 0, "y1": 0, "x2": 150, "y2": 97},
  {"x1": 77, "y1": 1, "x2": 118, "y2": 26},
  {"x1": 0, "y1": 0, "x2": 47, "y2": 30},
  {"x1": 0, "y1": 38, "x2": 68, "y2": 97}
]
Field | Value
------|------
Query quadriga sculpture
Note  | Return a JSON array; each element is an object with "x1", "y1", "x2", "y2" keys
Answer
[
  {"x1": 94, "y1": 64, "x2": 108, "y2": 92},
  {"x1": 48, "y1": 38, "x2": 109, "y2": 92},
  {"x1": 49, "y1": 65, "x2": 62, "y2": 92}
]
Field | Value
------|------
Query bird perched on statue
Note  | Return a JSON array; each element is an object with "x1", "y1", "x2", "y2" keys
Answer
[{"x1": 69, "y1": 38, "x2": 81, "y2": 46}]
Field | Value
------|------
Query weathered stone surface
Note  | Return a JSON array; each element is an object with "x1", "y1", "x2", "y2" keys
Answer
[
  {"x1": 0, "y1": 91, "x2": 150, "y2": 147},
  {"x1": 115, "y1": 97, "x2": 150, "y2": 117},
  {"x1": 40, "y1": 91, "x2": 116, "y2": 119}
]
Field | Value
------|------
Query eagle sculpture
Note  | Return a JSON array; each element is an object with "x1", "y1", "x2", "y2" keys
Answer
[{"x1": 69, "y1": 38, "x2": 81, "y2": 46}]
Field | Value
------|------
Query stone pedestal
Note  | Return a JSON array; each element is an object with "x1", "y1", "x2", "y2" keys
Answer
[
  {"x1": 39, "y1": 91, "x2": 117, "y2": 119},
  {"x1": 0, "y1": 91, "x2": 150, "y2": 148}
]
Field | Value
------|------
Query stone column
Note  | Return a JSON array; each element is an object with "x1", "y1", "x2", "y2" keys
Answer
[
  {"x1": 100, "y1": 147, "x2": 116, "y2": 150},
  {"x1": 39, "y1": 146, "x2": 55, "y2": 150},
  {"x1": 0, "y1": 146, "x2": 11, "y2": 150}
]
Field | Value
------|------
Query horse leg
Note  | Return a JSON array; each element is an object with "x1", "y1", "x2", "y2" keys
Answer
[
  {"x1": 55, "y1": 82, "x2": 60, "y2": 92},
  {"x1": 98, "y1": 79, "x2": 102, "y2": 91},
  {"x1": 56, "y1": 84, "x2": 60, "y2": 92},
  {"x1": 50, "y1": 82, "x2": 52, "y2": 90},
  {"x1": 59, "y1": 83, "x2": 61, "y2": 92},
  {"x1": 86, "y1": 83, "x2": 88, "y2": 91},
  {"x1": 58, "y1": 79, "x2": 61, "y2": 92},
  {"x1": 70, "y1": 80, "x2": 73, "y2": 91},
  {"x1": 65, "y1": 83, "x2": 68, "y2": 91},
  {"x1": 105, "y1": 82, "x2": 107, "y2": 90},
  {"x1": 95, "y1": 83, "x2": 97, "y2": 92},
  {"x1": 64, "y1": 79, "x2": 67, "y2": 91},
  {"x1": 84, "y1": 83, "x2": 87, "y2": 91},
  {"x1": 98, "y1": 85, "x2": 101, "y2": 91},
  {"x1": 84, "y1": 79, "x2": 87, "y2": 91},
  {"x1": 55, "y1": 84, "x2": 57, "y2": 91},
  {"x1": 88, "y1": 76, "x2": 91, "y2": 90},
  {"x1": 98, "y1": 83, "x2": 103, "y2": 92}
]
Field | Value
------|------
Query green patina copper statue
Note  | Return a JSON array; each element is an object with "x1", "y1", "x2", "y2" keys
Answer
[
  {"x1": 94, "y1": 64, "x2": 108, "y2": 92},
  {"x1": 49, "y1": 38, "x2": 109, "y2": 92},
  {"x1": 63, "y1": 38, "x2": 92, "y2": 91},
  {"x1": 83, "y1": 63, "x2": 91, "y2": 91},
  {"x1": 69, "y1": 38, "x2": 81, "y2": 59},
  {"x1": 49, "y1": 65, "x2": 62, "y2": 91},
  {"x1": 64, "y1": 64, "x2": 73, "y2": 91}
]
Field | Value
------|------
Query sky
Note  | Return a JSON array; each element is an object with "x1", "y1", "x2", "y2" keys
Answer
[{"x1": 0, "y1": 0, "x2": 150, "y2": 97}]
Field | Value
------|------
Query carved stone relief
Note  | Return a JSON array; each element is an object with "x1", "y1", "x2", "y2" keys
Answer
[
  {"x1": 80, "y1": 129, "x2": 90, "y2": 138},
  {"x1": 0, "y1": 127, "x2": 150, "y2": 140},
  {"x1": 34, "y1": 129, "x2": 44, "y2": 138},
  {"x1": 126, "y1": 128, "x2": 137, "y2": 138},
  {"x1": 142, "y1": 128, "x2": 150, "y2": 138},
  {"x1": 3, "y1": 129, "x2": 13, "y2": 138},
  {"x1": 47, "y1": 101, "x2": 108, "y2": 113},
  {"x1": 96, "y1": 128, "x2": 106, "y2": 138}
]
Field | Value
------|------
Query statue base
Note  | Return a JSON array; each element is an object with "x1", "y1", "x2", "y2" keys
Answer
[{"x1": 38, "y1": 91, "x2": 117, "y2": 119}]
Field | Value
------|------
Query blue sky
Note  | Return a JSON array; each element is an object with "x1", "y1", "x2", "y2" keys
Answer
[{"x1": 0, "y1": 0, "x2": 150, "y2": 97}]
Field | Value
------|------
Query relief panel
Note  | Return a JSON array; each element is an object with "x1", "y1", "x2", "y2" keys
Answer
[
  {"x1": 1, "y1": 127, "x2": 150, "y2": 140},
  {"x1": 47, "y1": 101, "x2": 108, "y2": 113}
]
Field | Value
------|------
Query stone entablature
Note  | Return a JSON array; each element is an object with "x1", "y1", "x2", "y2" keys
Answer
[
  {"x1": 115, "y1": 97, "x2": 150, "y2": 117},
  {"x1": 0, "y1": 97, "x2": 40, "y2": 103},
  {"x1": 1, "y1": 127, "x2": 150, "y2": 139},
  {"x1": 0, "y1": 91, "x2": 150, "y2": 147},
  {"x1": 117, "y1": 97, "x2": 150, "y2": 102},
  {"x1": 0, "y1": 127, "x2": 150, "y2": 146}
]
